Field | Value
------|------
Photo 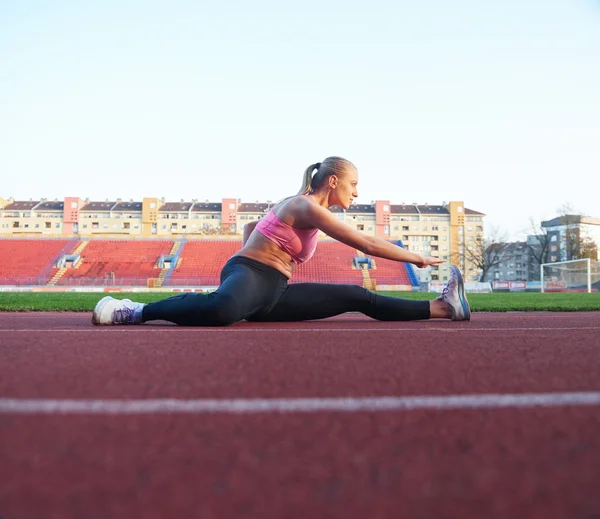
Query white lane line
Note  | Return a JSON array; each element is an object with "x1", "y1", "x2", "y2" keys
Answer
[
  {"x1": 1, "y1": 326, "x2": 600, "y2": 333},
  {"x1": 1, "y1": 391, "x2": 600, "y2": 415}
]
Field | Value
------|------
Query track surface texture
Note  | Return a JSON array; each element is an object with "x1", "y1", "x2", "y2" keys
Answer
[{"x1": 1, "y1": 311, "x2": 600, "y2": 519}]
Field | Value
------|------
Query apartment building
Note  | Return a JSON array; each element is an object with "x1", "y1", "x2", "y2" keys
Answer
[
  {"x1": 0, "y1": 196, "x2": 485, "y2": 282},
  {"x1": 542, "y1": 215, "x2": 600, "y2": 263}
]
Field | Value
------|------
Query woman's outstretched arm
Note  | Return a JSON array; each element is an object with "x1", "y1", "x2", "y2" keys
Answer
[{"x1": 298, "y1": 200, "x2": 443, "y2": 268}]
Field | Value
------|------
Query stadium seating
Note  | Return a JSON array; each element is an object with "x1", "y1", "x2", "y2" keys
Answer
[
  {"x1": 58, "y1": 240, "x2": 173, "y2": 286},
  {"x1": 0, "y1": 239, "x2": 76, "y2": 285},
  {"x1": 167, "y1": 240, "x2": 363, "y2": 286},
  {"x1": 368, "y1": 256, "x2": 413, "y2": 287},
  {"x1": 167, "y1": 240, "x2": 243, "y2": 286},
  {"x1": 292, "y1": 241, "x2": 364, "y2": 285},
  {"x1": 0, "y1": 238, "x2": 415, "y2": 289}
]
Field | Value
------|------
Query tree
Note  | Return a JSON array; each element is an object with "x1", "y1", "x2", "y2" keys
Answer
[
  {"x1": 461, "y1": 227, "x2": 510, "y2": 282},
  {"x1": 526, "y1": 217, "x2": 552, "y2": 280}
]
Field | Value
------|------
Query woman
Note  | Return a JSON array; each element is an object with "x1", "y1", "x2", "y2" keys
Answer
[{"x1": 92, "y1": 157, "x2": 470, "y2": 326}]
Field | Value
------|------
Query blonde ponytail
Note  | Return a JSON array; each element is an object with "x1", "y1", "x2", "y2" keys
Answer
[{"x1": 297, "y1": 163, "x2": 321, "y2": 195}]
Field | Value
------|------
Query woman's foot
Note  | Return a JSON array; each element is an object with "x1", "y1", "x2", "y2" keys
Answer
[
  {"x1": 430, "y1": 265, "x2": 471, "y2": 321},
  {"x1": 435, "y1": 266, "x2": 471, "y2": 321},
  {"x1": 92, "y1": 296, "x2": 145, "y2": 325}
]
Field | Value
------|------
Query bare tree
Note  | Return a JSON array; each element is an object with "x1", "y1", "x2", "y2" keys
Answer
[
  {"x1": 461, "y1": 226, "x2": 509, "y2": 282},
  {"x1": 527, "y1": 217, "x2": 552, "y2": 278}
]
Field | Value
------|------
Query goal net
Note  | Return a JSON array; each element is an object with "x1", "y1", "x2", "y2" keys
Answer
[{"x1": 540, "y1": 259, "x2": 598, "y2": 293}]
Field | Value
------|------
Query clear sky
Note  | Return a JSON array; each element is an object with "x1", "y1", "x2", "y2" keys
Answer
[{"x1": 1, "y1": 0, "x2": 599, "y2": 240}]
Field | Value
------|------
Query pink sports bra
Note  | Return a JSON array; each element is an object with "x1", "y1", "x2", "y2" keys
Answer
[{"x1": 254, "y1": 210, "x2": 319, "y2": 264}]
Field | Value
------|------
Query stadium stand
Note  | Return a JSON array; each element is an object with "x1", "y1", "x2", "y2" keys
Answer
[
  {"x1": 57, "y1": 240, "x2": 173, "y2": 286},
  {"x1": 166, "y1": 240, "x2": 243, "y2": 286},
  {"x1": 0, "y1": 238, "x2": 418, "y2": 289},
  {"x1": 0, "y1": 238, "x2": 77, "y2": 285},
  {"x1": 292, "y1": 241, "x2": 364, "y2": 285},
  {"x1": 368, "y1": 256, "x2": 414, "y2": 287}
]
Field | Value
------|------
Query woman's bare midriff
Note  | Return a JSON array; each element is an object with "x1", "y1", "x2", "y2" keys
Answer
[{"x1": 232, "y1": 232, "x2": 296, "y2": 279}]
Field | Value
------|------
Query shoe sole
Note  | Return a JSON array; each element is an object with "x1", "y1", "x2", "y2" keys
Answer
[
  {"x1": 451, "y1": 266, "x2": 471, "y2": 321},
  {"x1": 91, "y1": 296, "x2": 113, "y2": 325}
]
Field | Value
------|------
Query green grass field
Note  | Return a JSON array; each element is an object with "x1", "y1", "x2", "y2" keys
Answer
[{"x1": 0, "y1": 291, "x2": 598, "y2": 312}]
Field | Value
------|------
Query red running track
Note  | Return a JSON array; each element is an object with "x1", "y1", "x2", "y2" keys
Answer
[{"x1": 1, "y1": 312, "x2": 600, "y2": 518}]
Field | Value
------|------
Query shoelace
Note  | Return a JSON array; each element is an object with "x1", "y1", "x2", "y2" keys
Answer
[
  {"x1": 437, "y1": 275, "x2": 456, "y2": 300},
  {"x1": 113, "y1": 305, "x2": 135, "y2": 324}
]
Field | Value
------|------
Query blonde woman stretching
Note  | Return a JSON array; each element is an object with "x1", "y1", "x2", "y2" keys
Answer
[{"x1": 92, "y1": 157, "x2": 470, "y2": 326}]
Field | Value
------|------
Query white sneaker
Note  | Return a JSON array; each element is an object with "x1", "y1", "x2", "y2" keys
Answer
[
  {"x1": 437, "y1": 265, "x2": 471, "y2": 321},
  {"x1": 92, "y1": 296, "x2": 145, "y2": 325}
]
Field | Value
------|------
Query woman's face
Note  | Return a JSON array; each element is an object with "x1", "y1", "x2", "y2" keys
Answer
[{"x1": 331, "y1": 167, "x2": 359, "y2": 210}]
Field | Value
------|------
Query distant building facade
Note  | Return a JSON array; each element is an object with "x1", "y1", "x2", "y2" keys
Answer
[
  {"x1": 486, "y1": 215, "x2": 600, "y2": 284},
  {"x1": 487, "y1": 241, "x2": 538, "y2": 282},
  {"x1": 0, "y1": 196, "x2": 485, "y2": 283},
  {"x1": 541, "y1": 215, "x2": 600, "y2": 263}
]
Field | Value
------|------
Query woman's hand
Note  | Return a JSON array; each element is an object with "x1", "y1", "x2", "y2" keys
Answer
[{"x1": 414, "y1": 256, "x2": 445, "y2": 268}]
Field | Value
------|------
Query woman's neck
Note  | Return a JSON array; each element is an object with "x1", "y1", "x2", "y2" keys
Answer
[{"x1": 306, "y1": 191, "x2": 334, "y2": 208}]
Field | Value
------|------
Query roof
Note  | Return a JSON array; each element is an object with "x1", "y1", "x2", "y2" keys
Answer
[
  {"x1": 191, "y1": 202, "x2": 222, "y2": 212},
  {"x1": 347, "y1": 204, "x2": 375, "y2": 214},
  {"x1": 238, "y1": 203, "x2": 270, "y2": 213},
  {"x1": 35, "y1": 201, "x2": 64, "y2": 210},
  {"x1": 80, "y1": 202, "x2": 114, "y2": 211},
  {"x1": 3, "y1": 201, "x2": 40, "y2": 210},
  {"x1": 417, "y1": 205, "x2": 450, "y2": 215},
  {"x1": 160, "y1": 202, "x2": 194, "y2": 212},
  {"x1": 465, "y1": 208, "x2": 485, "y2": 216},
  {"x1": 542, "y1": 215, "x2": 600, "y2": 227},
  {"x1": 112, "y1": 202, "x2": 143, "y2": 211},
  {"x1": 390, "y1": 204, "x2": 419, "y2": 214}
]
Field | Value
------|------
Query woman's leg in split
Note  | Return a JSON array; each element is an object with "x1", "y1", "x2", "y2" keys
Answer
[
  {"x1": 248, "y1": 283, "x2": 432, "y2": 322},
  {"x1": 142, "y1": 258, "x2": 284, "y2": 326}
]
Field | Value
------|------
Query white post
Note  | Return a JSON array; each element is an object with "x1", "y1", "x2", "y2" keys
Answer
[
  {"x1": 540, "y1": 263, "x2": 544, "y2": 293},
  {"x1": 587, "y1": 258, "x2": 592, "y2": 294}
]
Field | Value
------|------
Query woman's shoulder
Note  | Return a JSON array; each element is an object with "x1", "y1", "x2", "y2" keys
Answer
[
  {"x1": 273, "y1": 195, "x2": 319, "y2": 227},
  {"x1": 279, "y1": 194, "x2": 324, "y2": 214}
]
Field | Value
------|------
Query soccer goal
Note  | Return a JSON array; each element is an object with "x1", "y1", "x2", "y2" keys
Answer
[{"x1": 540, "y1": 258, "x2": 593, "y2": 293}]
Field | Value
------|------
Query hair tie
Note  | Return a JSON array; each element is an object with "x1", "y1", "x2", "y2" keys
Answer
[{"x1": 315, "y1": 162, "x2": 321, "y2": 170}]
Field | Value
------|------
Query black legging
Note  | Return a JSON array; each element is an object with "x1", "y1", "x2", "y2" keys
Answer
[{"x1": 142, "y1": 256, "x2": 431, "y2": 326}]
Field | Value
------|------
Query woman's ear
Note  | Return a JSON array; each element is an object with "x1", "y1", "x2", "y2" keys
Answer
[{"x1": 329, "y1": 175, "x2": 338, "y2": 188}]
